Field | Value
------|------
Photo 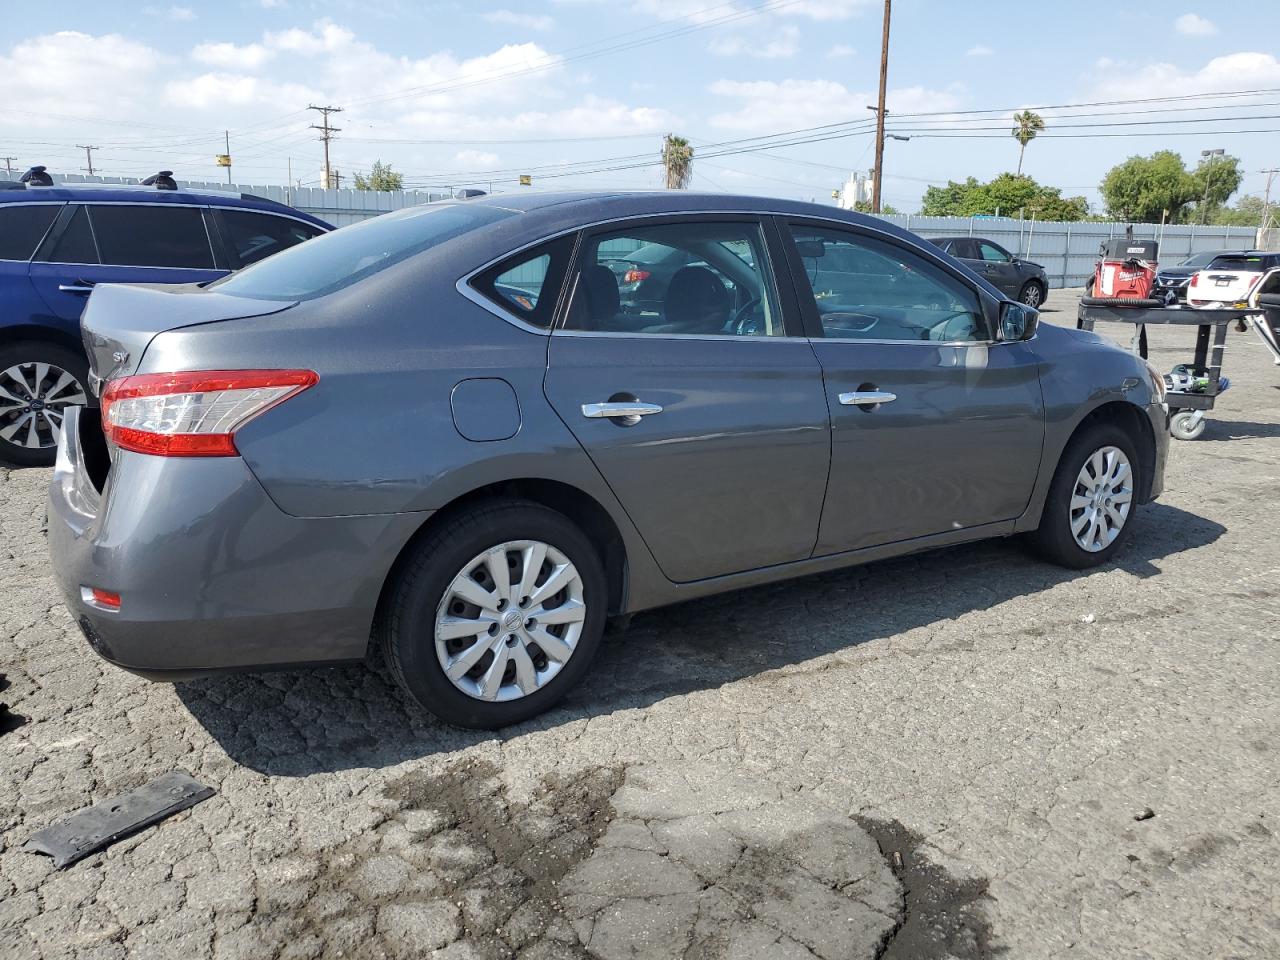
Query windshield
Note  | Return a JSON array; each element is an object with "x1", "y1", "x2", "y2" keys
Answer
[
  {"x1": 1181, "y1": 251, "x2": 1227, "y2": 267},
  {"x1": 210, "y1": 202, "x2": 516, "y2": 301},
  {"x1": 1206, "y1": 254, "x2": 1264, "y2": 271}
]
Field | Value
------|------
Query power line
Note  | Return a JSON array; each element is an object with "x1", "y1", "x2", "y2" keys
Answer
[
  {"x1": 308, "y1": 105, "x2": 343, "y2": 189},
  {"x1": 76, "y1": 145, "x2": 99, "y2": 176}
]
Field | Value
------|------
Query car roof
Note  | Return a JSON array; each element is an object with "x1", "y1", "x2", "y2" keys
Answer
[{"x1": 0, "y1": 181, "x2": 332, "y2": 229}]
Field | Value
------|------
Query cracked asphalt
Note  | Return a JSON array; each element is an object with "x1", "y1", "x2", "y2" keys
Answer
[{"x1": 2, "y1": 287, "x2": 1279, "y2": 959}]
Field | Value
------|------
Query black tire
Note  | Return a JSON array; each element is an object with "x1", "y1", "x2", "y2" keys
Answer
[
  {"x1": 1026, "y1": 422, "x2": 1141, "y2": 569},
  {"x1": 379, "y1": 500, "x2": 609, "y2": 729},
  {"x1": 1079, "y1": 296, "x2": 1163, "y2": 308},
  {"x1": 0, "y1": 340, "x2": 91, "y2": 468},
  {"x1": 1018, "y1": 280, "x2": 1046, "y2": 308}
]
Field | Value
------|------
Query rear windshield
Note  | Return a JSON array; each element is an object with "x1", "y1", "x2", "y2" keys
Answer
[
  {"x1": 1206, "y1": 255, "x2": 1264, "y2": 270},
  {"x1": 209, "y1": 202, "x2": 516, "y2": 301}
]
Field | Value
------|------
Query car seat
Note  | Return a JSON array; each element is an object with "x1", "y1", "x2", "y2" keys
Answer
[{"x1": 656, "y1": 266, "x2": 730, "y2": 335}]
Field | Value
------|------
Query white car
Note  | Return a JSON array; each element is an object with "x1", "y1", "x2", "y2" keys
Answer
[
  {"x1": 1246, "y1": 265, "x2": 1280, "y2": 364},
  {"x1": 1188, "y1": 251, "x2": 1280, "y2": 308}
]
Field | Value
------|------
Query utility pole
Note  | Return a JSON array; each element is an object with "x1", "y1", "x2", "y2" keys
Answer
[
  {"x1": 225, "y1": 130, "x2": 232, "y2": 185},
  {"x1": 1, "y1": 156, "x2": 15, "y2": 178},
  {"x1": 870, "y1": 0, "x2": 892, "y2": 213},
  {"x1": 1261, "y1": 168, "x2": 1279, "y2": 232},
  {"x1": 77, "y1": 144, "x2": 99, "y2": 177},
  {"x1": 308, "y1": 104, "x2": 343, "y2": 189}
]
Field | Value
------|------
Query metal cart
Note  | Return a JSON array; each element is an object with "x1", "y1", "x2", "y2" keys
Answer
[{"x1": 1077, "y1": 303, "x2": 1257, "y2": 441}]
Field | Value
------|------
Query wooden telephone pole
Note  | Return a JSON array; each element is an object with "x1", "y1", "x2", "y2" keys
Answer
[
  {"x1": 870, "y1": 0, "x2": 892, "y2": 213},
  {"x1": 307, "y1": 104, "x2": 343, "y2": 189}
]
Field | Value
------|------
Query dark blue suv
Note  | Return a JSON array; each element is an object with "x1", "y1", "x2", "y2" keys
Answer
[{"x1": 0, "y1": 170, "x2": 331, "y2": 465}]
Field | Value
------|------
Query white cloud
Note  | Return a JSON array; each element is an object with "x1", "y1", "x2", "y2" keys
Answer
[
  {"x1": 164, "y1": 72, "x2": 317, "y2": 109},
  {"x1": 1087, "y1": 51, "x2": 1280, "y2": 100},
  {"x1": 636, "y1": 0, "x2": 869, "y2": 22},
  {"x1": 827, "y1": 44, "x2": 855, "y2": 59},
  {"x1": 1175, "y1": 13, "x2": 1217, "y2": 36},
  {"x1": 144, "y1": 5, "x2": 196, "y2": 20},
  {"x1": 483, "y1": 10, "x2": 554, "y2": 31},
  {"x1": 192, "y1": 41, "x2": 273, "y2": 69},
  {"x1": 454, "y1": 149, "x2": 501, "y2": 169},
  {"x1": 265, "y1": 22, "x2": 355, "y2": 55},
  {"x1": 710, "y1": 26, "x2": 799, "y2": 59},
  {"x1": 966, "y1": 44, "x2": 993, "y2": 56},
  {"x1": 260, "y1": 0, "x2": 287, "y2": 7},
  {"x1": 709, "y1": 77, "x2": 962, "y2": 133}
]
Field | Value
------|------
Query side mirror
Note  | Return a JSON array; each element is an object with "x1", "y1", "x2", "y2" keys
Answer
[{"x1": 1000, "y1": 301, "x2": 1039, "y2": 341}]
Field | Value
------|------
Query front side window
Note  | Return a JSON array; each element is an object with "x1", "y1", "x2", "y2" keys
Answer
[
  {"x1": 470, "y1": 235, "x2": 574, "y2": 328},
  {"x1": 789, "y1": 225, "x2": 987, "y2": 343},
  {"x1": 978, "y1": 241, "x2": 1010, "y2": 263},
  {"x1": 564, "y1": 220, "x2": 783, "y2": 337},
  {"x1": 0, "y1": 205, "x2": 60, "y2": 260},
  {"x1": 220, "y1": 210, "x2": 325, "y2": 267},
  {"x1": 88, "y1": 205, "x2": 214, "y2": 269}
]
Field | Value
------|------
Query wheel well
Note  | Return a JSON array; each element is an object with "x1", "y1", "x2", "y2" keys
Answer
[
  {"x1": 0, "y1": 324, "x2": 84, "y2": 356},
  {"x1": 376, "y1": 479, "x2": 630, "y2": 624},
  {"x1": 1069, "y1": 401, "x2": 1157, "y2": 501}
]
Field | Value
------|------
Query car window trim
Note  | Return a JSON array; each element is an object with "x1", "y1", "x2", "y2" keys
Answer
[
  {"x1": 457, "y1": 230, "x2": 583, "y2": 335},
  {"x1": 0, "y1": 201, "x2": 66, "y2": 263},
  {"x1": 554, "y1": 212, "x2": 800, "y2": 340},
  {"x1": 777, "y1": 216, "x2": 1000, "y2": 345}
]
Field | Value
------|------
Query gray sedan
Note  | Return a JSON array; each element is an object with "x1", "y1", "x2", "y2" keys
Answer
[
  {"x1": 929, "y1": 236, "x2": 1050, "y2": 307},
  {"x1": 48, "y1": 192, "x2": 1168, "y2": 729}
]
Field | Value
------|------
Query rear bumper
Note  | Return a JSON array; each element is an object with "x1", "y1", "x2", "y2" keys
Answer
[{"x1": 47, "y1": 407, "x2": 425, "y2": 678}]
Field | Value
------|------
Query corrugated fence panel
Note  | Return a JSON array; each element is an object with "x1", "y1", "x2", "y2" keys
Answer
[{"x1": 34, "y1": 174, "x2": 1265, "y2": 287}]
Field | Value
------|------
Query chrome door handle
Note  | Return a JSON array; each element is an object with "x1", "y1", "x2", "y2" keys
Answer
[
  {"x1": 58, "y1": 284, "x2": 94, "y2": 294},
  {"x1": 839, "y1": 391, "x2": 897, "y2": 405},
  {"x1": 581, "y1": 401, "x2": 663, "y2": 419}
]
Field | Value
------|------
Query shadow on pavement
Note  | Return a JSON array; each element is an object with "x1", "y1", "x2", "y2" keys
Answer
[
  {"x1": 1198, "y1": 419, "x2": 1280, "y2": 442},
  {"x1": 176, "y1": 502, "x2": 1224, "y2": 775}
]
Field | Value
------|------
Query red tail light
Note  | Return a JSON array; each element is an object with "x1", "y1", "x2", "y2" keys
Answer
[
  {"x1": 101, "y1": 369, "x2": 318, "y2": 457},
  {"x1": 1189, "y1": 272, "x2": 1199, "y2": 287},
  {"x1": 1248, "y1": 274, "x2": 1261, "y2": 288},
  {"x1": 622, "y1": 269, "x2": 651, "y2": 283}
]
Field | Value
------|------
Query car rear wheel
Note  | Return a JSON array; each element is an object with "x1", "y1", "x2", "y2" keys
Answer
[
  {"x1": 1027, "y1": 422, "x2": 1140, "y2": 569},
  {"x1": 379, "y1": 500, "x2": 608, "y2": 729},
  {"x1": 1018, "y1": 280, "x2": 1045, "y2": 308},
  {"x1": 0, "y1": 341, "x2": 91, "y2": 468}
]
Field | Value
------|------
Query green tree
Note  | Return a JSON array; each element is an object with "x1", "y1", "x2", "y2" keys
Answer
[
  {"x1": 353, "y1": 159, "x2": 403, "y2": 191},
  {"x1": 1209, "y1": 194, "x2": 1268, "y2": 226},
  {"x1": 920, "y1": 173, "x2": 1087, "y2": 220},
  {"x1": 1012, "y1": 110, "x2": 1045, "y2": 176},
  {"x1": 662, "y1": 134, "x2": 693, "y2": 190},
  {"x1": 854, "y1": 200, "x2": 901, "y2": 215},
  {"x1": 1190, "y1": 153, "x2": 1243, "y2": 223},
  {"x1": 1099, "y1": 151, "x2": 1197, "y2": 223}
]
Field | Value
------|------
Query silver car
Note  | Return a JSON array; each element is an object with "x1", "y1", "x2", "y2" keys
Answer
[{"x1": 48, "y1": 192, "x2": 1169, "y2": 729}]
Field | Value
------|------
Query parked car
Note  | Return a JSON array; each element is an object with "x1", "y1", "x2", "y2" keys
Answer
[
  {"x1": 48, "y1": 192, "x2": 1168, "y2": 729},
  {"x1": 0, "y1": 169, "x2": 332, "y2": 465},
  {"x1": 1187, "y1": 251, "x2": 1280, "y2": 310},
  {"x1": 928, "y1": 236, "x2": 1049, "y2": 307},
  {"x1": 1152, "y1": 249, "x2": 1245, "y2": 303}
]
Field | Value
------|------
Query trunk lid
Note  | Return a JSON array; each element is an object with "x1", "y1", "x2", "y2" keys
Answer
[{"x1": 80, "y1": 283, "x2": 297, "y2": 395}]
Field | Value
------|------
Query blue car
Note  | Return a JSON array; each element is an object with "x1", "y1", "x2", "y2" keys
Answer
[{"x1": 0, "y1": 168, "x2": 331, "y2": 465}]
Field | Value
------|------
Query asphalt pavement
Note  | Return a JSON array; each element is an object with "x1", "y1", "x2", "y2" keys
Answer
[{"x1": 2, "y1": 287, "x2": 1278, "y2": 959}]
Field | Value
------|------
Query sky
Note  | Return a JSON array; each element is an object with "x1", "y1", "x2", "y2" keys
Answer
[{"x1": 2, "y1": 1, "x2": 1279, "y2": 214}]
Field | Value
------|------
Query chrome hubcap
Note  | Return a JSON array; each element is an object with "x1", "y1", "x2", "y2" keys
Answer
[
  {"x1": 435, "y1": 539, "x2": 586, "y2": 702},
  {"x1": 0, "y1": 362, "x2": 87, "y2": 449},
  {"x1": 1070, "y1": 445, "x2": 1133, "y2": 552},
  {"x1": 1023, "y1": 285, "x2": 1042, "y2": 307}
]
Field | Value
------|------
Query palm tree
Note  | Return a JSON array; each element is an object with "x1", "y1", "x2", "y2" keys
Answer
[
  {"x1": 662, "y1": 134, "x2": 694, "y2": 190},
  {"x1": 1012, "y1": 110, "x2": 1046, "y2": 175}
]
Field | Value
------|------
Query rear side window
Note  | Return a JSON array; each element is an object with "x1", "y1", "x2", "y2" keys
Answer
[
  {"x1": 1207, "y1": 255, "x2": 1264, "y2": 270},
  {"x1": 219, "y1": 210, "x2": 325, "y2": 268},
  {"x1": 88, "y1": 205, "x2": 214, "y2": 269},
  {"x1": 211, "y1": 202, "x2": 516, "y2": 301},
  {"x1": 471, "y1": 235, "x2": 574, "y2": 328},
  {"x1": 45, "y1": 206, "x2": 100, "y2": 264},
  {"x1": 0, "y1": 204, "x2": 59, "y2": 260}
]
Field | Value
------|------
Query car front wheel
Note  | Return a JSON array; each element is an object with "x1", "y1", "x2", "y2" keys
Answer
[
  {"x1": 1027, "y1": 422, "x2": 1140, "y2": 569},
  {"x1": 1019, "y1": 280, "x2": 1045, "y2": 308},
  {"x1": 0, "y1": 341, "x2": 91, "y2": 467},
  {"x1": 379, "y1": 500, "x2": 608, "y2": 729}
]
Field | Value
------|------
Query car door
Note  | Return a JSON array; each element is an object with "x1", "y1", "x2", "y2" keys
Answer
[
  {"x1": 542, "y1": 216, "x2": 831, "y2": 583},
  {"x1": 0, "y1": 201, "x2": 63, "y2": 329},
  {"x1": 28, "y1": 202, "x2": 228, "y2": 322},
  {"x1": 976, "y1": 240, "x2": 1020, "y2": 296},
  {"x1": 780, "y1": 219, "x2": 1045, "y2": 554}
]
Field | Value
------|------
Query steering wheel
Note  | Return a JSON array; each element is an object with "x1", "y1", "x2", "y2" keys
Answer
[
  {"x1": 928, "y1": 311, "x2": 977, "y2": 342},
  {"x1": 730, "y1": 296, "x2": 763, "y2": 336}
]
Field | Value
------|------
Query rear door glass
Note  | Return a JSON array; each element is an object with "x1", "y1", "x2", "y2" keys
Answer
[
  {"x1": 0, "y1": 204, "x2": 60, "y2": 260},
  {"x1": 88, "y1": 205, "x2": 215, "y2": 269},
  {"x1": 219, "y1": 210, "x2": 326, "y2": 268}
]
